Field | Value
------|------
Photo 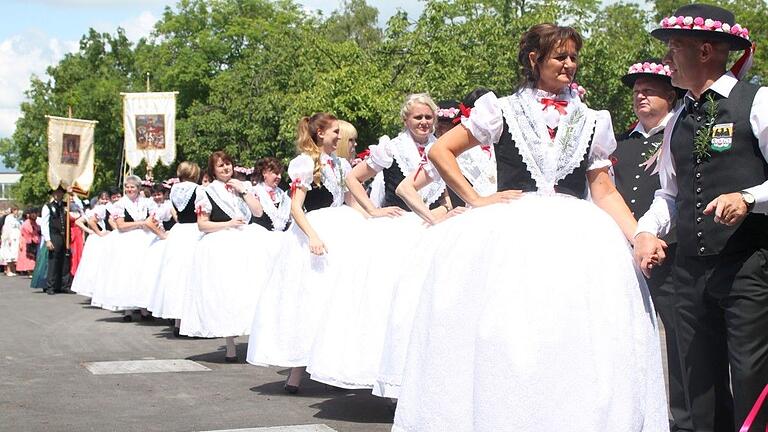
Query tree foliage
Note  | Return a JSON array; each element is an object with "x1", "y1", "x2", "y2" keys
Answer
[{"x1": 4, "y1": 0, "x2": 767, "y2": 205}]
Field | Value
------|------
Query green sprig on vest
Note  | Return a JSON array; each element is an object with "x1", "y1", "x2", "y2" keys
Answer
[{"x1": 693, "y1": 94, "x2": 718, "y2": 160}]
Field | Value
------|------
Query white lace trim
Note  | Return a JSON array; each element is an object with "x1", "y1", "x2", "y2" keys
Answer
[
  {"x1": 456, "y1": 145, "x2": 498, "y2": 197},
  {"x1": 113, "y1": 196, "x2": 150, "y2": 221},
  {"x1": 204, "y1": 180, "x2": 252, "y2": 221},
  {"x1": 319, "y1": 153, "x2": 349, "y2": 207},
  {"x1": 498, "y1": 88, "x2": 596, "y2": 194},
  {"x1": 389, "y1": 131, "x2": 445, "y2": 205},
  {"x1": 253, "y1": 182, "x2": 291, "y2": 231},
  {"x1": 170, "y1": 181, "x2": 197, "y2": 211}
]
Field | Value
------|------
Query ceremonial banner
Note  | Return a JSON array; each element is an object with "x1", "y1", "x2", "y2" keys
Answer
[
  {"x1": 46, "y1": 115, "x2": 97, "y2": 192},
  {"x1": 122, "y1": 92, "x2": 177, "y2": 168}
]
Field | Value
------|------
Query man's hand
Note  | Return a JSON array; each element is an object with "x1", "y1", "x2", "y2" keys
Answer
[
  {"x1": 45, "y1": 240, "x2": 54, "y2": 251},
  {"x1": 703, "y1": 192, "x2": 749, "y2": 226}
]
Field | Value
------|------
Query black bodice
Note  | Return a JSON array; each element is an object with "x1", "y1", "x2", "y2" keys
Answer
[
  {"x1": 103, "y1": 210, "x2": 113, "y2": 231},
  {"x1": 494, "y1": 121, "x2": 591, "y2": 199},
  {"x1": 174, "y1": 190, "x2": 198, "y2": 224},
  {"x1": 207, "y1": 192, "x2": 233, "y2": 223},
  {"x1": 252, "y1": 204, "x2": 278, "y2": 231},
  {"x1": 382, "y1": 161, "x2": 410, "y2": 211},
  {"x1": 302, "y1": 184, "x2": 334, "y2": 212}
]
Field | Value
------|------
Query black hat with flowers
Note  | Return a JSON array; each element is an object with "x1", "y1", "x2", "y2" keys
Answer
[
  {"x1": 620, "y1": 58, "x2": 673, "y2": 88},
  {"x1": 651, "y1": 4, "x2": 751, "y2": 51}
]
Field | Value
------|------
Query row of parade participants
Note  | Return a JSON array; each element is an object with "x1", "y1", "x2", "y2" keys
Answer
[{"x1": 70, "y1": 91, "x2": 496, "y2": 398}]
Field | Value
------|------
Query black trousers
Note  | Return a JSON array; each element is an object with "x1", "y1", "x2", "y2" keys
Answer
[
  {"x1": 46, "y1": 234, "x2": 71, "y2": 293},
  {"x1": 673, "y1": 247, "x2": 768, "y2": 432},
  {"x1": 648, "y1": 243, "x2": 694, "y2": 431}
]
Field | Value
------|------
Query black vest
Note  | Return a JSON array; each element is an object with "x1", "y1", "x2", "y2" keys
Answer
[
  {"x1": 671, "y1": 80, "x2": 768, "y2": 256},
  {"x1": 613, "y1": 129, "x2": 664, "y2": 217},
  {"x1": 173, "y1": 190, "x2": 197, "y2": 224},
  {"x1": 47, "y1": 201, "x2": 66, "y2": 236},
  {"x1": 495, "y1": 121, "x2": 590, "y2": 198}
]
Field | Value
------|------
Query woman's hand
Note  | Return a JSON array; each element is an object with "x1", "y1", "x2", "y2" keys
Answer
[
  {"x1": 369, "y1": 206, "x2": 405, "y2": 218},
  {"x1": 227, "y1": 179, "x2": 247, "y2": 194},
  {"x1": 468, "y1": 190, "x2": 523, "y2": 208},
  {"x1": 228, "y1": 217, "x2": 247, "y2": 228},
  {"x1": 308, "y1": 235, "x2": 328, "y2": 255},
  {"x1": 97, "y1": 230, "x2": 108, "y2": 237}
]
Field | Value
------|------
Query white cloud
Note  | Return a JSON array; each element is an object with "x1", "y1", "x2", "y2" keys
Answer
[
  {"x1": 93, "y1": 10, "x2": 158, "y2": 42},
  {"x1": 0, "y1": 30, "x2": 78, "y2": 138}
]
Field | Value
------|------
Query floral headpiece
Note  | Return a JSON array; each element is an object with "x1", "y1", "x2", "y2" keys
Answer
[
  {"x1": 162, "y1": 177, "x2": 179, "y2": 189},
  {"x1": 436, "y1": 107, "x2": 460, "y2": 120},
  {"x1": 140, "y1": 179, "x2": 154, "y2": 187},
  {"x1": 569, "y1": 82, "x2": 586, "y2": 98},
  {"x1": 234, "y1": 166, "x2": 254, "y2": 175}
]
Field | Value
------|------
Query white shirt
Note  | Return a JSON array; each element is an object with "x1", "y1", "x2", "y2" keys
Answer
[
  {"x1": 636, "y1": 72, "x2": 768, "y2": 237},
  {"x1": 630, "y1": 111, "x2": 674, "y2": 139}
]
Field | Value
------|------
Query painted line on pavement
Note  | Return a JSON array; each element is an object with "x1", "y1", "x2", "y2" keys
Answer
[
  {"x1": 199, "y1": 425, "x2": 337, "y2": 432},
  {"x1": 83, "y1": 359, "x2": 211, "y2": 375}
]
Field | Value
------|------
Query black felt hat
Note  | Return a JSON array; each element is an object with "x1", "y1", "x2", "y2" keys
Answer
[
  {"x1": 651, "y1": 4, "x2": 751, "y2": 51},
  {"x1": 620, "y1": 58, "x2": 673, "y2": 88}
]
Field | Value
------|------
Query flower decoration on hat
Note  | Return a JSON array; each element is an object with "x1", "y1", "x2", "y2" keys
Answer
[
  {"x1": 233, "y1": 166, "x2": 254, "y2": 175},
  {"x1": 627, "y1": 62, "x2": 672, "y2": 77},
  {"x1": 658, "y1": 15, "x2": 749, "y2": 41}
]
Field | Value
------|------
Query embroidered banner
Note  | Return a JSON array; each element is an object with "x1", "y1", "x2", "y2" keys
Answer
[
  {"x1": 122, "y1": 92, "x2": 177, "y2": 168},
  {"x1": 46, "y1": 115, "x2": 98, "y2": 192}
]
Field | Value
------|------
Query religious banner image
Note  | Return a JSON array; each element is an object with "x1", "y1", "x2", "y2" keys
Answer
[
  {"x1": 122, "y1": 92, "x2": 177, "y2": 168},
  {"x1": 61, "y1": 133, "x2": 80, "y2": 165},
  {"x1": 136, "y1": 114, "x2": 166, "y2": 150},
  {"x1": 46, "y1": 115, "x2": 97, "y2": 192}
]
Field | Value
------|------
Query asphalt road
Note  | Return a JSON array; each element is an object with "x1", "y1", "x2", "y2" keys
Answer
[{"x1": 0, "y1": 276, "x2": 393, "y2": 432}]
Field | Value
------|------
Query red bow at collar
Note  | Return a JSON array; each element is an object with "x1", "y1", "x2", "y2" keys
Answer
[
  {"x1": 326, "y1": 158, "x2": 335, "y2": 170},
  {"x1": 265, "y1": 187, "x2": 276, "y2": 201},
  {"x1": 540, "y1": 98, "x2": 568, "y2": 116},
  {"x1": 480, "y1": 145, "x2": 492, "y2": 159}
]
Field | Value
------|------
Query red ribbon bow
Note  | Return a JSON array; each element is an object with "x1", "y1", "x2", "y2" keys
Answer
[
  {"x1": 480, "y1": 145, "x2": 492, "y2": 159},
  {"x1": 540, "y1": 98, "x2": 568, "y2": 116},
  {"x1": 267, "y1": 188, "x2": 276, "y2": 201},
  {"x1": 326, "y1": 158, "x2": 335, "y2": 170},
  {"x1": 452, "y1": 103, "x2": 473, "y2": 124},
  {"x1": 289, "y1": 178, "x2": 302, "y2": 198}
]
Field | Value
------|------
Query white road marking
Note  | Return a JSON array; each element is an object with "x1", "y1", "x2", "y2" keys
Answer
[{"x1": 83, "y1": 359, "x2": 211, "y2": 375}]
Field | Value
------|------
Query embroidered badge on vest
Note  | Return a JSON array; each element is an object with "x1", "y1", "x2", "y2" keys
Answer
[{"x1": 710, "y1": 122, "x2": 734, "y2": 152}]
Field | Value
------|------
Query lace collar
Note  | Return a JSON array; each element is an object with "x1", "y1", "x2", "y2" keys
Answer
[
  {"x1": 205, "y1": 180, "x2": 252, "y2": 221},
  {"x1": 170, "y1": 181, "x2": 198, "y2": 211},
  {"x1": 253, "y1": 182, "x2": 291, "y2": 231},
  {"x1": 319, "y1": 152, "x2": 348, "y2": 207},
  {"x1": 498, "y1": 87, "x2": 596, "y2": 194},
  {"x1": 390, "y1": 131, "x2": 445, "y2": 205},
  {"x1": 116, "y1": 195, "x2": 150, "y2": 221}
]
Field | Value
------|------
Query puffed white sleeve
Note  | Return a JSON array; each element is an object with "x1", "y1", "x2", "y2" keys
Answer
[
  {"x1": 111, "y1": 200, "x2": 126, "y2": 219},
  {"x1": 587, "y1": 110, "x2": 617, "y2": 171},
  {"x1": 460, "y1": 92, "x2": 503, "y2": 145},
  {"x1": 195, "y1": 186, "x2": 212, "y2": 215},
  {"x1": 366, "y1": 136, "x2": 395, "y2": 172},
  {"x1": 287, "y1": 154, "x2": 315, "y2": 191},
  {"x1": 152, "y1": 202, "x2": 173, "y2": 222},
  {"x1": 91, "y1": 204, "x2": 106, "y2": 221}
]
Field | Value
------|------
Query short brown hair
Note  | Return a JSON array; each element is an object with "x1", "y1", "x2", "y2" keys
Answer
[
  {"x1": 206, "y1": 151, "x2": 234, "y2": 181},
  {"x1": 518, "y1": 24, "x2": 583, "y2": 88},
  {"x1": 253, "y1": 157, "x2": 284, "y2": 183}
]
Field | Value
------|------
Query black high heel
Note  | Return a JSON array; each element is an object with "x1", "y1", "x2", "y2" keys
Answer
[
  {"x1": 224, "y1": 355, "x2": 237, "y2": 363},
  {"x1": 284, "y1": 383, "x2": 299, "y2": 394}
]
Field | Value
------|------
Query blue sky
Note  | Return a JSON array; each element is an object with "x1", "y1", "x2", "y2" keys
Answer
[{"x1": 0, "y1": 0, "x2": 425, "y2": 140}]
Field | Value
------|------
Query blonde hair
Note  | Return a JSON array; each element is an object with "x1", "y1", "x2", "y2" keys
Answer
[
  {"x1": 399, "y1": 93, "x2": 438, "y2": 123},
  {"x1": 176, "y1": 161, "x2": 201, "y2": 183},
  {"x1": 296, "y1": 113, "x2": 337, "y2": 185},
  {"x1": 336, "y1": 120, "x2": 358, "y2": 161}
]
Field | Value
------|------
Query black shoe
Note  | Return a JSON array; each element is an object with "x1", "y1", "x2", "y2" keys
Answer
[
  {"x1": 224, "y1": 356, "x2": 237, "y2": 363},
  {"x1": 122, "y1": 315, "x2": 133, "y2": 322},
  {"x1": 284, "y1": 384, "x2": 299, "y2": 394},
  {"x1": 140, "y1": 314, "x2": 154, "y2": 322},
  {"x1": 173, "y1": 327, "x2": 181, "y2": 337},
  {"x1": 46, "y1": 289, "x2": 55, "y2": 295}
]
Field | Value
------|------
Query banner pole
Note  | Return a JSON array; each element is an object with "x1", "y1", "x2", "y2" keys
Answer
[{"x1": 65, "y1": 193, "x2": 71, "y2": 256}]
